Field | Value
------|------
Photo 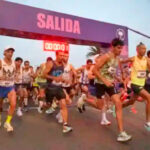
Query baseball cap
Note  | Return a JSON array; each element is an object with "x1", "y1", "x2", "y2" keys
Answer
[{"x1": 4, "y1": 46, "x2": 15, "y2": 52}]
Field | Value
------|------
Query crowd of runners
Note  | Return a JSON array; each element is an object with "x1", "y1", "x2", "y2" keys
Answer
[{"x1": 0, "y1": 38, "x2": 150, "y2": 142}]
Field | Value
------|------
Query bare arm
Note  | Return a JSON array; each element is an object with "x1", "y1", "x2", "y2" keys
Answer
[
  {"x1": 30, "y1": 67, "x2": 36, "y2": 79},
  {"x1": 120, "y1": 57, "x2": 134, "y2": 64},
  {"x1": 119, "y1": 57, "x2": 134, "y2": 80},
  {"x1": 34, "y1": 69, "x2": 39, "y2": 78},
  {"x1": 71, "y1": 64, "x2": 76, "y2": 76},
  {"x1": 0, "y1": 60, "x2": 6, "y2": 81},
  {"x1": 147, "y1": 57, "x2": 150, "y2": 72},
  {"x1": 70, "y1": 64, "x2": 77, "y2": 84},
  {"x1": 43, "y1": 61, "x2": 54, "y2": 80}
]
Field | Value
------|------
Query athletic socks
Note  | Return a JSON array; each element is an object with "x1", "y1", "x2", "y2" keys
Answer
[{"x1": 6, "y1": 115, "x2": 12, "y2": 124}]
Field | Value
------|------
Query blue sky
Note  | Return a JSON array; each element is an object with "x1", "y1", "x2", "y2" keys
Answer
[{"x1": 0, "y1": 0, "x2": 150, "y2": 68}]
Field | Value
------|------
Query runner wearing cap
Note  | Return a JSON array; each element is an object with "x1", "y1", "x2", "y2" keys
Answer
[{"x1": 0, "y1": 46, "x2": 16, "y2": 132}]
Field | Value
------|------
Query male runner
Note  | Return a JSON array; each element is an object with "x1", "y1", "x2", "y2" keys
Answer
[
  {"x1": 94, "y1": 38, "x2": 132, "y2": 142},
  {"x1": 43, "y1": 51, "x2": 72, "y2": 133},
  {"x1": 121, "y1": 42, "x2": 150, "y2": 131},
  {"x1": 15, "y1": 57, "x2": 24, "y2": 116},
  {"x1": 0, "y1": 46, "x2": 16, "y2": 132}
]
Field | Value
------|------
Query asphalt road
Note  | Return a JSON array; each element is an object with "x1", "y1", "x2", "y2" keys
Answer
[{"x1": 0, "y1": 102, "x2": 150, "y2": 150}]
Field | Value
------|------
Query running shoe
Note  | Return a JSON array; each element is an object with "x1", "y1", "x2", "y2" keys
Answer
[
  {"x1": 77, "y1": 95, "x2": 86, "y2": 113},
  {"x1": 144, "y1": 123, "x2": 150, "y2": 131},
  {"x1": 17, "y1": 109, "x2": 23, "y2": 117},
  {"x1": 56, "y1": 113, "x2": 63, "y2": 124},
  {"x1": 101, "y1": 119, "x2": 111, "y2": 126},
  {"x1": 63, "y1": 124, "x2": 73, "y2": 133},
  {"x1": 45, "y1": 107, "x2": 55, "y2": 114},
  {"x1": 37, "y1": 107, "x2": 43, "y2": 114},
  {"x1": 130, "y1": 107, "x2": 137, "y2": 114},
  {"x1": 4, "y1": 122, "x2": 14, "y2": 132},
  {"x1": 117, "y1": 131, "x2": 132, "y2": 142}
]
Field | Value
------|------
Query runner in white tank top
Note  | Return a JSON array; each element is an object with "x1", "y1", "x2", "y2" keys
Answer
[
  {"x1": 76, "y1": 59, "x2": 93, "y2": 113},
  {"x1": 22, "y1": 61, "x2": 34, "y2": 112},
  {"x1": 14, "y1": 57, "x2": 24, "y2": 117},
  {"x1": 0, "y1": 47, "x2": 16, "y2": 132}
]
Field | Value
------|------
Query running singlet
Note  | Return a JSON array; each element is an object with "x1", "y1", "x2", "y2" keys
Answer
[
  {"x1": 0, "y1": 59, "x2": 15, "y2": 87},
  {"x1": 48, "y1": 62, "x2": 64, "y2": 86},
  {"x1": 22, "y1": 69, "x2": 32, "y2": 84},
  {"x1": 15, "y1": 67, "x2": 23, "y2": 84},
  {"x1": 95, "y1": 54, "x2": 119, "y2": 84},
  {"x1": 62, "y1": 63, "x2": 73, "y2": 87},
  {"x1": 35, "y1": 63, "x2": 47, "y2": 83},
  {"x1": 80, "y1": 68, "x2": 89, "y2": 85},
  {"x1": 131, "y1": 56, "x2": 147, "y2": 86}
]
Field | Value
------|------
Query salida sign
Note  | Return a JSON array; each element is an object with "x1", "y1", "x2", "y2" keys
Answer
[
  {"x1": 43, "y1": 41, "x2": 69, "y2": 52},
  {"x1": 37, "y1": 13, "x2": 81, "y2": 34}
]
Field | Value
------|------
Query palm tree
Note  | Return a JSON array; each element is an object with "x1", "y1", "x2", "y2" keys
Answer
[{"x1": 86, "y1": 46, "x2": 102, "y2": 58}]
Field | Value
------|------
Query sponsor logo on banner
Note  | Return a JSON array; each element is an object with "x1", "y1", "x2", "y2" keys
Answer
[{"x1": 116, "y1": 28, "x2": 125, "y2": 41}]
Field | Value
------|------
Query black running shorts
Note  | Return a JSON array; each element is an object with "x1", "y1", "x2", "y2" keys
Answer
[
  {"x1": 131, "y1": 84, "x2": 144, "y2": 94},
  {"x1": 45, "y1": 85, "x2": 66, "y2": 103},
  {"x1": 95, "y1": 83, "x2": 117, "y2": 99}
]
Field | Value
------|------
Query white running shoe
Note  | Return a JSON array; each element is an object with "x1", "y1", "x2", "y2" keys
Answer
[
  {"x1": 4, "y1": 122, "x2": 14, "y2": 132},
  {"x1": 77, "y1": 94, "x2": 86, "y2": 113},
  {"x1": 144, "y1": 123, "x2": 150, "y2": 131},
  {"x1": 63, "y1": 125, "x2": 73, "y2": 133},
  {"x1": 56, "y1": 113, "x2": 63, "y2": 123},
  {"x1": 37, "y1": 107, "x2": 43, "y2": 114},
  {"x1": 45, "y1": 107, "x2": 55, "y2": 114},
  {"x1": 17, "y1": 109, "x2": 23, "y2": 117},
  {"x1": 117, "y1": 131, "x2": 132, "y2": 142},
  {"x1": 101, "y1": 120, "x2": 111, "y2": 126}
]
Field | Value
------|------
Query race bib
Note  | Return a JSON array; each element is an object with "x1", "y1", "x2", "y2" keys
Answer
[
  {"x1": 108, "y1": 67, "x2": 116, "y2": 74},
  {"x1": 52, "y1": 80, "x2": 61, "y2": 86},
  {"x1": 5, "y1": 82, "x2": 10, "y2": 85},
  {"x1": 4, "y1": 81, "x2": 14, "y2": 86},
  {"x1": 137, "y1": 71, "x2": 146, "y2": 78}
]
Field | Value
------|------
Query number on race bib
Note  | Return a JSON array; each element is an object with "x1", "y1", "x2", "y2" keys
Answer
[{"x1": 137, "y1": 71, "x2": 146, "y2": 78}]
